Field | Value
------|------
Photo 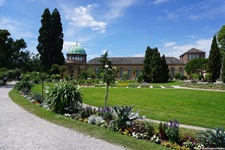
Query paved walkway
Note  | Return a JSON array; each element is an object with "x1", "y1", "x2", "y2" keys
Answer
[{"x1": 0, "y1": 83, "x2": 125, "y2": 150}]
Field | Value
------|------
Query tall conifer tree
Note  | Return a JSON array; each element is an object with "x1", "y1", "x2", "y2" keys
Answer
[
  {"x1": 143, "y1": 46, "x2": 153, "y2": 82},
  {"x1": 37, "y1": 8, "x2": 64, "y2": 71},
  {"x1": 160, "y1": 55, "x2": 169, "y2": 82},
  {"x1": 208, "y1": 35, "x2": 221, "y2": 82},
  {"x1": 51, "y1": 8, "x2": 64, "y2": 66},
  {"x1": 143, "y1": 46, "x2": 169, "y2": 83}
]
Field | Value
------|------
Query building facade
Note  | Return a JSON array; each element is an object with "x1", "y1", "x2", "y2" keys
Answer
[
  {"x1": 180, "y1": 48, "x2": 206, "y2": 64},
  {"x1": 65, "y1": 43, "x2": 205, "y2": 79}
]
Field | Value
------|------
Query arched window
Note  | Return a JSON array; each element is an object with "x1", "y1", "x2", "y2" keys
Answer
[
  {"x1": 128, "y1": 68, "x2": 132, "y2": 78},
  {"x1": 170, "y1": 67, "x2": 175, "y2": 78},
  {"x1": 179, "y1": 68, "x2": 183, "y2": 76},
  {"x1": 119, "y1": 68, "x2": 123, "y2": 78},
  {"x1": 136, "y1": 67, "x2": 140, "y2": 78},
  {"x1": 95, "y1": 67, "x2": 99, "y2": 75}
]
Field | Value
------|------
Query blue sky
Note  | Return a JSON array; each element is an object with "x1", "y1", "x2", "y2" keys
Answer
[{"x1": 0, "y1": 0, "x2": 224, "y2": 60}]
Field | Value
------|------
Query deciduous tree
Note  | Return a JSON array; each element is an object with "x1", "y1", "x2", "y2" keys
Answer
[
  {"x1": 185, "y1": 58, "x2": 208, "y2": 81},
  {"x1": 0, "y1": 29, "x2": 27, "y2": 69},
  {"x1": 99, "y1": 51, "x2": 115, "y2": 107}
]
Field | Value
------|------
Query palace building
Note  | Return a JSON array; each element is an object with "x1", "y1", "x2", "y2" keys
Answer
[{"x1": 65, "y1": 43, "x2": 205, "y2": 79}]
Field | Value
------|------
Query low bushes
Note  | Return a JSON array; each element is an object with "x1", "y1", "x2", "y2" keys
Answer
[{"x1": 45, "y1": 83, "x2": 83, "y2": 114}]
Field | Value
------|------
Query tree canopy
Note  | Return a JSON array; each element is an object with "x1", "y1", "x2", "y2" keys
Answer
[
  {"x1": 37, "y1": 8, "x2": 64, "y2": 72},
  {"x1": 185, "y1": 58, "x2": 208, "y2": 81},
  {"x1": 208, "y1": 35, "x2": 221, "y2": 82},
  {"x1": 142, "y1": 46, "x2": 169, "y2": 83},
  {"x1": 99, "y1": 51, "x2": 115, "y2": 107},
  {"x1": 218, "y1": 25, "x2": 225, "y2": 83},
  {"x1": 0, "y1": 29, "x2": 27, "y2": 69}
]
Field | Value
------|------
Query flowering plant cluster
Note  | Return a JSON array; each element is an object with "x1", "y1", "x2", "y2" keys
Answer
[{"x1": 18, "y1": 87, "x2": 225, "y2": 150}]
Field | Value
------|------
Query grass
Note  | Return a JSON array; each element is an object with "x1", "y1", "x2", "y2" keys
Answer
[
  {"x1": 9, "y1": 89, "x2": 166, "y2": 150},
  {"x1": 81, "y1": 87, "x2": 225, "y2": 129},
  {"x1": 31, "y1": 83, "x2": 225, "y2": 128}
]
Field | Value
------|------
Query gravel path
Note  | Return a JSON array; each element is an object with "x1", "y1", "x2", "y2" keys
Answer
[{"x1": 0, "y1": 84, "x2": 125, "y2": 150}]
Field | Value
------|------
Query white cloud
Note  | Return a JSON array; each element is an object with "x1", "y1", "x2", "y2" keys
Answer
[
  {"x1": 106, "y1": 0, "x2": 137, "y2": 19},
  {"x1": 163, "y1": 38, "x2": 212, "y2": 58},
  {"x1": 158, "y1": 12, "x2": 178, "y2": 21},
  {"x1": 133, "y1": 53, "x2": 144, "y2": 57},
  {"x1": 65, "y1": 4, "x2": 106, "y2": 33},
  {"x1": 158, "y1": 1, "x2": 225, "y2": 21},
  {"x1": 101, "y1": 49, "x2": 112, "y2": 55},
  {"x1": 185, "y1": 35, "x2": 196, "y2": 38},
  {"x1": 153, "y1": 0, "x2": 170, "y2": 5},
  {"x1": 0, "y1": 16, "x2": 36, "y2": 39},
  {"x1": 87, "y1": 54, "x2": 99, "y2": 60},
  {"x1": 164, "y1": 42, "x2": 176, "y2": 47}
]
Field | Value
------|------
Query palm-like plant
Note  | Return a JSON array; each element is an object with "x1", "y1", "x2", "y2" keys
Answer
[
  {"x1": 45, "y1": 83, "x2": 82, "y2": 114},
  {"x1": 111, "y1": 105, "x2": 138, "y2": 131},
  {"x1": 198, "y1": 127, "x2": 225, "y2": 148}
]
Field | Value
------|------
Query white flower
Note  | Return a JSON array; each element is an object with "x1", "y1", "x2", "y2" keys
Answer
[{"x1": 105, "y1": 64, "x2": 109, "y2": 68}]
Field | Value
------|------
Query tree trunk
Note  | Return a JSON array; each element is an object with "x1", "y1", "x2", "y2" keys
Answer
[
  {"x1": 104, "y1": 83, "x2": 109, "y2": 107},
  {"x1": 42, "y1": 80, "x2": 44, "y2": 101}
]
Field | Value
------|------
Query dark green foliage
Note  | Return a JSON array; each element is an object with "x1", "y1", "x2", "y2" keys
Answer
[
  {"x1": 0, "y1": 29, "x2": 27, "y2": 69},
  {"x1": 208, "y1": 35, "x2": 221, "y2": 82},
  {"x1": 185, "y1": 58, "x2": 208, "y2": 81},
  {"x1": 111, "y1": 106, "x2": 138, "y2": 131},
  {"x1": 166, "y1": 119, "x2": 180, "y2": 143},
  {"x1": 159, "y1": 122, "x2": 168, "y2": 140},
  {"x1": 50, "y1": 64, "x2": 60, "y2": 75},
  {"x1": 217, "y1": 25, "x2": 225, "y2": 51},
  {"x1": 45, "y1": 83, "x2": 82, "y2": 114},
  {"x1": 160, "y1": 55, "x2": 169, "y2": 82},
  {"x1": 143, "y1": 46, "x2": 169, "y2": 83},
  {"x1": 143, "y1": 46, "x2": 154, "y2": 83},
  {"x1": 222, "y1": 58, "x2": 225, "y2": 83},
  {"x1": 99, "y1": 51, "x2": 115, "y2": 107},
  {"x1": 37, "y1": 8, "x2": 64, "y2": 72},
  {"x1": 97, "y1": 107, "x2": 115, "y2": 121},
  {"x1": 174, "y1": 73, "x2": 180, "y2": 80},
  {"x1": 198, "y1": 127, "x2": 225, "y2": 148},
  {"x1": 14, "y1": 73, "x2": 32, "y2": 91},
  {"x1": 79, "y1": 106, "x2": 97, "y2": 119}
]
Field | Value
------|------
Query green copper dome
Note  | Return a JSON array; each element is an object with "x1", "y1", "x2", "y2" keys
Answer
[{"x1": 67, "y1": 42, "x2": 86, "y2": 55}]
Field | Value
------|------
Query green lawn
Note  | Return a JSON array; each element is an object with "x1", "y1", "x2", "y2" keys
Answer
[
  {"x1": 81, "y1": 87, "x2": 225, "y2": 129},
  {"x1": 31, "y1": 83, "x2": 225, "y2": 128}
]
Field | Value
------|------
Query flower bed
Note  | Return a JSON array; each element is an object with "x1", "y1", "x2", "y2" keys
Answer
[
  {"x1": 181, "y1": 82, "x2": 225, "y2": 90},
  {"x1": 17, "y1": 84, "x2": 225, "y2": 150}
]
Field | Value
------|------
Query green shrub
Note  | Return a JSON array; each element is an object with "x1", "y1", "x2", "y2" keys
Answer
[
  {"x1": 51, "y1": 74, "x2": 61, "y2": 81},
  {"x1": 174, "y1": 73, "x2": 180, "y2": 80},
  {"x1": 79, "y1": 106, "x2": 97, "y2": 119},
  {"x1": 45, "y1": 83, "x2": 83, "y2": 114},
  {"x1": 137, "y1": 75, "x2": 143, "y2": 83},
  {"x1": 132, "y1": 120, "x2": 155, "y2": 139},
  {"x1": 97, "y1": 107, "x2": 115, "y2": 122},
  {"x1": 166, "y1": 119, "x2": 180, "y2": 143},
  {"x1": 180, "y1": 75, "x2": 187, "y2": 80},
  {"x1": 128, "y1": 83, "x2": 139, "y2": 88},
  {"x1": 110, "y1": 105, "x2": 138, "y2": 131},
  {"x1": 14, "y1": 73, "x2": 32, "y2": 91},
  {"x1": 198, "y1": 127, "x2": 225, "y2": 148},
  {"x1": 159, "y1": 122, "x2": 168, "y2": 140}
]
